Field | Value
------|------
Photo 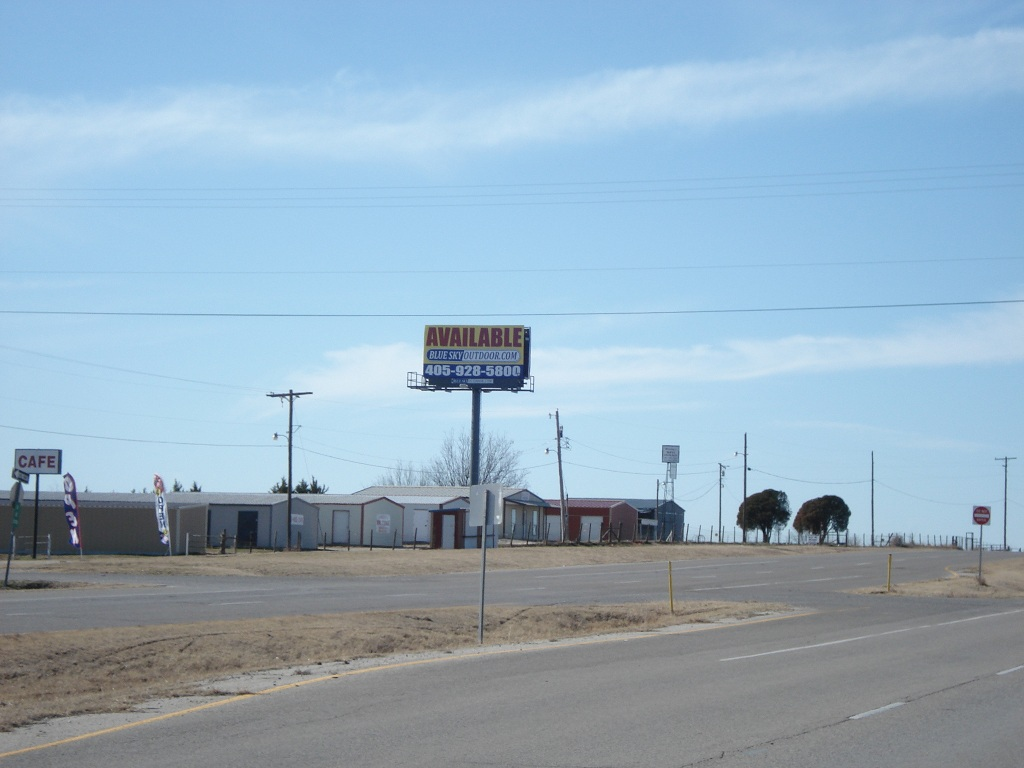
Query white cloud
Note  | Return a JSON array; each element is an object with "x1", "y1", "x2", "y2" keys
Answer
[
  {"x1": 295, "y1": 343, "x2": 419, "y2": 403},
  {"x1": 290, "y1": 302, "x2": 1024, "y2": 404},
  {"x1": 534, "y1": 302, "x2": 1024, "y2": 386},
  {"x1": 1, "y1": 28, "x2": 1021, "y2": 175}
]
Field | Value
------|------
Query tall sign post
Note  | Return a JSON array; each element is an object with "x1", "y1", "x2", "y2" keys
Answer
[
  {"x1": 410, "y1": 325, "x2": 533, "y2": 643},
  {"x1": 973, "y1": 505, "x2": 991, "y2": 585},
  {"x1": 14, "y1": 449, "x2": 62, "y2": 559},
  {"x1": 661, "y1": 445, "x2": 679, "y2": 541},
  {"x1": 4, "y1": 481, "x2": 23, "y2": 587}
]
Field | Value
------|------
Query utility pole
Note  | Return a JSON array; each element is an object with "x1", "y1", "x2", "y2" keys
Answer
[
  {"x1": 267, "y1": 389, "x2": 312, "y2": 550},
  {"x1": 735, "y1": 434, "x2": 748, "y2": 543},
  {"x1": 551, "y1": 410, "x2": 568, "y2": 543},
  {"x1": 871, "y1": 451, "x2": 875, "y2": 547},
  {"x1": 718, "y1": 463, "x2": 727, "y2": 543},
  {"x1": 996, "y1": 457, "x2": 1016, "y2": 551}
]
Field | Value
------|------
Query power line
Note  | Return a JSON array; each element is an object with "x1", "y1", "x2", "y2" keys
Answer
[
  {"x1": 0, "y1": 422, "x2": 273, "y2": 448},
  {"x1": 2, "y1": 298, "x2": 1020, "y2": 320},
  {"x1": 8, "y1": 254, "x2": 1021, "y2": 277}
]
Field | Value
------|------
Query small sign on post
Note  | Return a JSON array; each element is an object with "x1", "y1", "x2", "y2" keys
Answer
[{"x1": 973, "y1": 505, "x2": 991, "y2": 585}]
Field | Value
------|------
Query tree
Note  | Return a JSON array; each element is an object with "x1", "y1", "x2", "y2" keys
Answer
[
  {"x1": 189, "y1": 481, "x2": 202, "y2": 492},
  {"x1": 738, "y1": 489, "x2": 791, "y2": 543},
  {"x1": 295, "y1": 476, "x2": 329, "y2": 494},
  {"x1": 794, "y1": 495, "x2": 852, "y2": 544},
  {"x1": 424, "y1": 429, "x2": 527, "y2": 487},
  {"x1": 271, "y1": 476, "x2": 329, "y2": 494},
  {"x1": 376, "y1": 460, "x2": 425, "y2": 486},
  {"x1": 172, "y1": 479, "x2": 185, "y2": 492}
]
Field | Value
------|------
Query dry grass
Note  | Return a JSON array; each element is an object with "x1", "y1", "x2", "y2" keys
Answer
[
  {"x1": 855, "y1": 556, "x2": 1024, "y2": 598},
  {"x1": 9, "y1": 542, "x2": 817, "y2": 579},
  {"x1": 0, "y1": 601, "x2": 786, "y2": 732}
]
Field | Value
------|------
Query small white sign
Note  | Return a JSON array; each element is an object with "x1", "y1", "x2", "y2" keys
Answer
[
  {"x1": 14, "y1": 449, "x2": 63, "y2": 475},
  {"x1": 661, "y1": 445, "x2": 680, "y2": 464},
  {"x1": 469, "y1": 484, "x2": 504, "y2": 527},
  {"x1": 375, "y1": 514, "x2": 391, "y2": 535}
]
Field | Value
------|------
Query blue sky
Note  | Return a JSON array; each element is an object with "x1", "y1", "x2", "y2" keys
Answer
[{"x1": 2, "y1": 1, "x2": 1022, "y2": 546}]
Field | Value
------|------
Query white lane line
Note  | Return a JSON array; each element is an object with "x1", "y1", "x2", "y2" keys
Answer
[
  {"x1": 850, "y1": 702, "x2": 904, "y2": 720},
  {"x1": 215, "y1": 601, "x2": 264, "y2": 606},
  {"x1": 997, "y1": 665, "x2": 1024, "y2": 676},
  {"x1": 693, "y1": 575, "x2": 859, "y2": 592},
  {"x1": 722, "y1": 607, "x2": 1024, "y2": 662},
  {"x1": 722, "y1": 626, "x2": 920, "y2": 661}
]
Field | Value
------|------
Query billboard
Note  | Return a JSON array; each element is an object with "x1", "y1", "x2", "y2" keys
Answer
[{"x1": 422, "y1": 325, "x2": 530, "y2": 390}]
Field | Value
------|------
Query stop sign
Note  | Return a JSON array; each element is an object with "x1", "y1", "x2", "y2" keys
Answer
[{"x1": 973, "y1": 506, "x2": 991, "y2": 525}]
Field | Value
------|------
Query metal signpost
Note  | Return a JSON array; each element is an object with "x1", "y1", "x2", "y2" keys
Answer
[
  {"x1": 4, "y1": 480, "x2": 23, "y2": 586},
  {"x1": 973, "y1": 505, "x2": 991, "y2": 584}
]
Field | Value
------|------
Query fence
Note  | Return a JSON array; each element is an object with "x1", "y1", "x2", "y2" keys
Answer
[{"x1": 2, "y1": 534, "x2": 53, "y2": 558}]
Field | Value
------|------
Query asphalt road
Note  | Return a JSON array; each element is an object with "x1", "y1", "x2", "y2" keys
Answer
[
  {"x1": 2, "y1": 549, "x2": 1022, "y2": 766},
  {"x1": 1, "y1": 548, "x2": 1005, "y2": 633}
]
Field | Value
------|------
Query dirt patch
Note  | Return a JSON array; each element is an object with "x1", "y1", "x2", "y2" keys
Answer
[{"x1": 0, "y1": 601, "x2": 788, "y2": 733}]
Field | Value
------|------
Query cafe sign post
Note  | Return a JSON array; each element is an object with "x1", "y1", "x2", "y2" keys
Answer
[{"x1": 13, "y1": 449, "x2": 63, "y2": 560}]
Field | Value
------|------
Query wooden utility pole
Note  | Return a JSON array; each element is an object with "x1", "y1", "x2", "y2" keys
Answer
[
  {"x1": 267, "y1": 389, "x2": 312, "y2": 550},
  {"x1": 553, "y1": 410, "x2": 567, "y2": 543},
  {"x1": 996, "y1": 457, "x2": 1016, "y2": 551}
]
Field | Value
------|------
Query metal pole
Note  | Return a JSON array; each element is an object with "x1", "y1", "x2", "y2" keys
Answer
[
  {"x1": 472, "y1": 387, "x2": 487, "y2": 644},
  {"x1": 668, "y1": 561, "x2": 674, "y2": 614},
  {"x1": 31, "y1": 475, "x2": 40, "y2": 560},
  {"x1": 978, "y1": 522, "x2": 984, "y2": 585},
  {"x1": 871, "y1": 451, "x2": 875, "y2": 547}
]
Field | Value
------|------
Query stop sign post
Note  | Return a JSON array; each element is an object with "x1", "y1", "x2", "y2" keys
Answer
[{"x1": 973, "y1": 506, "x2": 991, "y2": 585}]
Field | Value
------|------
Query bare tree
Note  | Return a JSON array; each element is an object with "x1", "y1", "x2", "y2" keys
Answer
[
  {"x1": 424, "y1": 429, "x2": 527, "y2": 487},
  {"x1": 375, "y1": 460, "x2": 426, "y2": 486}
]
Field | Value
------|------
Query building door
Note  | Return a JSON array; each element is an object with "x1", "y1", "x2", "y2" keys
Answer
[
  {"x1": 237, "y1": 510, "x2": 259, "y2": 548},
  {"x1": 442, "y1": 515, "x2": 456, "y2": 549},
  {"x1": 580, "y1": 515, "x2": 603, "y2": 543},
  {"x1": 332, "y1": 510, "x2": 350, "y2": 545},
  {"x1": 412, "y1": 509, "x2": 431, "y2": 546}
]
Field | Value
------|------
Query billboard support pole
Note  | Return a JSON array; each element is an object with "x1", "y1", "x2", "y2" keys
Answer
[{"x1": 472, "y1": 387, "x2": 488, "y2": 644}]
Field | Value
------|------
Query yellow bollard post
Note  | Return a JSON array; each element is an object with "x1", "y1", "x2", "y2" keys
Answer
[
  {"x1": 668, "y1": 561, "x2": 675, "y2": 614},
  {"x1": 887, "y1": 554, "x2": 893, "y2": 593}
]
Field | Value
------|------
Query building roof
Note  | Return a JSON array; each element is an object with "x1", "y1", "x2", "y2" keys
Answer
[
  {"x1": 356, "y1": 485, "x2": 552, "y2": 507},
  {"x1": 624, "y1": 498, "x2": 686, "y2": 513},
  {"x1": 549, "y1": 498, "x2": 638, "y2": 512}
]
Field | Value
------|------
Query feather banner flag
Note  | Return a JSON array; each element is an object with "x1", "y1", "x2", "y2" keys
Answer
[
  {"x1": 153, "y1": 474, "x2": 170, "y2": 547},
  {"x1": 62, "y1": 473, "x2": 81, "y2": 548}
]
